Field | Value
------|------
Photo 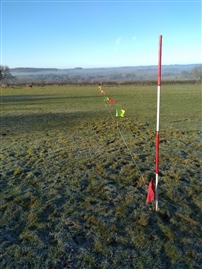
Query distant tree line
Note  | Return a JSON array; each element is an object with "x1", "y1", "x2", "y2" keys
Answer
[{"x1": 7, "y1": 79, "x2": 200, "y2": 89}]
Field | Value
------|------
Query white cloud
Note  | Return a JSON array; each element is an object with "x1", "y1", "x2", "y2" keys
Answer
[{"x1": 116, "y1": 37, "x2": 122, "y2": 44}]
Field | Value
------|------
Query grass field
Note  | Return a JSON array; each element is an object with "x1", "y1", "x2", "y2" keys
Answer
[{"x1": 1, "y1": 84, "x2": 202, "y2": 268}]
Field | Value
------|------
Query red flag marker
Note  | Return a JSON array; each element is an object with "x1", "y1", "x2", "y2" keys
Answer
[
  {"x1": 109, "y1": 98, "x2": 114, "y2": 103},
  {"x1": 146, "y1": 179, "x2": 155, "y2": 203}
]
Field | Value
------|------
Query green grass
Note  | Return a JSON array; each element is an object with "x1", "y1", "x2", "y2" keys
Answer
[{"x1": 0, "y1": 84, "x2": 202, "y2": 268}]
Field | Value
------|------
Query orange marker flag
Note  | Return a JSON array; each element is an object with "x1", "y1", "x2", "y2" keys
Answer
[{"x1": 146, "y1": 179, "x2": 155, "y2": 202}]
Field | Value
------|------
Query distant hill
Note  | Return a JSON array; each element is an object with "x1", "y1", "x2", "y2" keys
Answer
[
  {"x1": 10, "y1": 64, "x2": 200, "y2": 73},
  {"x1": 11, "y1": 67, "x2": 59, "y2": 73},
  {"x1": 9, "y1": 64, "x2": 201, "y2": 84}
]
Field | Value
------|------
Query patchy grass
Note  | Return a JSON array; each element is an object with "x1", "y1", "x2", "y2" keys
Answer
[{"x1": 0, "y1": 84, "x2": 202, "y2": 268}]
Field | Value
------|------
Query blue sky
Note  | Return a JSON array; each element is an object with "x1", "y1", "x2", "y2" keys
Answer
[{"x1": 1, "y1": 0, "x2": 201, "y2": 68}]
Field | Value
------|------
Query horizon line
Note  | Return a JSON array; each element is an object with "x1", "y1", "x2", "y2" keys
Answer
[{"x1": 10, "y1": 63, "x2": 201, "y2": 70}]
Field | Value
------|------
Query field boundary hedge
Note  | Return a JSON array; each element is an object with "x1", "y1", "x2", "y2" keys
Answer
[{"x1": 9, "y1": 79, "x2": 201, "y2": 87}]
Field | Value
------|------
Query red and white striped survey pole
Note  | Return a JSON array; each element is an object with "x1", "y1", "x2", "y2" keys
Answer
[{"x1": 155, "y1": 35, "x2": 162, "y2": 211}]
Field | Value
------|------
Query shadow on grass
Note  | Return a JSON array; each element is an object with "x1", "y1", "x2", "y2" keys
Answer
[
  {"x1": 1, "y1": 110, "x2": 108, "y2": 134},
  {"x1": 1, "y1": 94, "x2": 101, "y2": 103}
]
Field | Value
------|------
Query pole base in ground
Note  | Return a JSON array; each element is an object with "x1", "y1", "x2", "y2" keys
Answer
[{"x1": 155, "y1": 201, "x2": 159, "y2": 211}]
